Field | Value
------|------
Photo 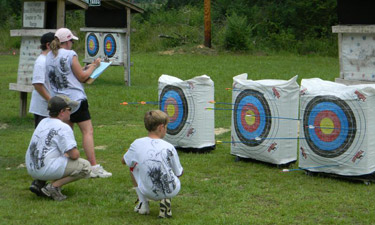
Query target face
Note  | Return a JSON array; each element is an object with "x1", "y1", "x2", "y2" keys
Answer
[
  {"x1": 234, "y1": 89, "x2": 272, "y2": 146},
  {"x1": 160, "y1": 85, "x2": 188, "y2": 135},
  {"x1": 303, "y1": 96, "x2": 357, "y2": 158},
  {"x1": 103, "y1": 34, "x2": 116, "y2": 58},
  {"x1": 86, "y1": 33, "x2": 99, "y2": 57}
]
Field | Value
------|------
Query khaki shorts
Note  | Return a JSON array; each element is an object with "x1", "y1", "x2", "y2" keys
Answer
[{"x1": 63, "y1": 158, "x2": 91, "y2": 179}]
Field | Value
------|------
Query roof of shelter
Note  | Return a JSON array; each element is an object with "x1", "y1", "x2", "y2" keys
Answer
[
  {"x1": 65, "y1": 0, "x2": 143, "y2": 13},
  {"x1": 100, "y1": 0, "x2": 144, "y2": 13}
]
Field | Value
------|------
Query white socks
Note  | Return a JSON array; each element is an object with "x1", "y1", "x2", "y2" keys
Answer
[{"x1": 135, "y1": 187, "x2": 147, "y2": 203}]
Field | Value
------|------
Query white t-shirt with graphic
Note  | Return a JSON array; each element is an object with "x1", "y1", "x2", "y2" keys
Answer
[
  {"x1": 124, "y1": 137, "x2": 183, "y2": 200},
  {"x1": 46, "y1": 49, "x2": 87, "y2": 106},
  {"x1": 29, "y1": 54, "x2": 51, "y2": 117},
  {"x1": 25, "y1": 118, "x2": 77, "y2": 180}
]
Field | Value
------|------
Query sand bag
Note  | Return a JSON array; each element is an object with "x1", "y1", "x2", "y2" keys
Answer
[
  {"x1": 158, "y1": 74, "x2": 215, "y2": 150},
  {"x1": 231, "y1": 74, "x2": 299, "y2": 165},
  {"x1": 299, "y1": 78, "x2": 375, "y2": 176}
]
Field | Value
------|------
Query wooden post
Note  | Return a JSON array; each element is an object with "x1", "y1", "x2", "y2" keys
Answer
[
  {"x1": 20, "y1": 92, "x2": 28, "y2": 117},
  {"x1": 204, "y1": 0, "x2": 211, "y2": 48},
  {"x1": 125, "y1": 7, "x2": 131, "y2": 86},
  {"x1": 57, "y1": 0, "x2": 65, "y2": 28}
]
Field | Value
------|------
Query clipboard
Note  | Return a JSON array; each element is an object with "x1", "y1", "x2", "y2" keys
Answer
[{"x1": 86, "y1": 62, "x2": 112, "y2": 84}]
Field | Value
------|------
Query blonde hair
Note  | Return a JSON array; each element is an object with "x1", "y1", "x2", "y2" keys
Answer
[
  {"x1": 50, "y1": 37, "x2": 61, "y2": 57},
  {"x1": 144, "y1": 110, "x2": 169, "y2": 132}
]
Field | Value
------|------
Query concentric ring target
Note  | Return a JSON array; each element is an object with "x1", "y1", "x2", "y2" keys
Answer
[
  {"x1": 103, "y1": 34, "x2": 116, "y2": 58},
  {"x1": 159, "y1": 85, "x2": 188, "y2": 135},
  {"x1": 234, "y1": 89, "x2": 272, "y2": 146},
  {"x1": 303, "y1": 96, "x2": 357, "y2": 158},
  {"x1": 86, "y1": 33, "x2": 99, "y2": 57}
]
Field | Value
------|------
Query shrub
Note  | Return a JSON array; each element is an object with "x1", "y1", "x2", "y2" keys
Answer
[
  {"x1": 222, "y1": 13, "x2": 250, "y2": 51},
  {"x1": 131, "y1": 5, "x2": 203, "y2": 51}
]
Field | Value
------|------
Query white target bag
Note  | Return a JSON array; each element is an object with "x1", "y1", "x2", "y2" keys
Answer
[
  {"x1": 231, "y1": 74, "x2": 299, "y2": 165},
  {"x1": 158, "y1": 74, "x2": 215, "y2": 150},
  {"x1": 299, "y1": 78, "x2": 375, "y2": 176}
]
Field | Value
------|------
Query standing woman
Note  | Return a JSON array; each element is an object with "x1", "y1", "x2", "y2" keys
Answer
[{"x1": 47, "y1": 28, "x2": 111, "y2": 178}]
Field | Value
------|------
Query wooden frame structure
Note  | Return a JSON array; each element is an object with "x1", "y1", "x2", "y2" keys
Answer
[
  {"x1": 333, "y1": 25, "x2": 375, "y2": 85},
  {"x1": 334, "y1": 1, "x2": 375, "y2": 85},
  {"x1": 9, "y1": 0, "x2": 143, "y2": 117},
  {"x1": 80, "y1": 0, "x2": 143, "y2": 86}
]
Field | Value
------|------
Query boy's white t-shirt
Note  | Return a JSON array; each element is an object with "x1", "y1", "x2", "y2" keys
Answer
[
  {"x1": 46, "y1": 49, "x2": 87, "y2": 106},
  {"x1": 29, "y1": 54, "x2": 51, "y2": 117},
  {"x1": 25, "y1": 118, "x2": 77, "y2": 180},
  {"x1": 124, "y1": 137, "x2": 183, "y2": 200}
]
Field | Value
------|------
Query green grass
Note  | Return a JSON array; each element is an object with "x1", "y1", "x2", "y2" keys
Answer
[{"x1": 1, "y1": 52, "x2": 374, "y2": 225}]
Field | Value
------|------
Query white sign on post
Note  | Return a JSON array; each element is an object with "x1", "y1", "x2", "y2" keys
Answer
[
  {"x1": 85, "y1": 0, "x2": 101, "y2": 6},
  {"x1": 23, "y1": 1, "x2": 45, "y2": 28}
]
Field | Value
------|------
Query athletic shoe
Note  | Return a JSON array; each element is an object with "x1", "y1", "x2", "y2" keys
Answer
[
  {"x1": 41, "y1": 184, "x2": 67, "y2": 201},
  {"x1": 159, "y1": 198, "x2": 172, "y2": 218},
  {"x1": 134, "y1": 200, "x2": 150, "y2": 215},
  {"x1": 90, "y1": 164, "x2": 112, "y2": 178},
  {"x1": 29, "y1": 180, "x2": 46, "y2": 196}
]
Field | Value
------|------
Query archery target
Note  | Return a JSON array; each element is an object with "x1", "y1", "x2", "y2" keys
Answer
[
  {"x1": 298, "y1": 78, "x2": 375, "y2": 176},
  {"x1": 303, "y1": 96, "x2": 357, "y2": 159},
  {"x1": 86, "y1": 33, "x2": 100, "y2": 57},
  {"x1": 160, "y1": 85, "x2": 189, "y2": 135},
  {"x1": 231, "y1": 74, "x2": 299, "y2": 165},
  {"x1": 158, "y1": 75, "x2": 215, "y2": 149},
  {"x1": 234, "y1": 89, "x2": 272, "y2": 147},
  {"x1": 103, "y1": 34, "x2": 117, "y2": 58}
]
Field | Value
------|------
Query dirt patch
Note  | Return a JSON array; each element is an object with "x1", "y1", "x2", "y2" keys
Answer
[
  {"x1": 159, "y1": 50, "x2": 175, "y2": 55},
  {"x1": 95, "y1": 145, "x2": 107, "y2": 150},
  {"x1": 214, "y1": 128, "x2": 230, "y2": 136},
  {"x1": 158, "y1": 45, "x2": 218, "y2": 55},
  {"x1": 17, "y1": 163, "x2": 26, "y2": 168},
  {"x1": 0, "y1": 123, "x2": 9, "y2": 130}
]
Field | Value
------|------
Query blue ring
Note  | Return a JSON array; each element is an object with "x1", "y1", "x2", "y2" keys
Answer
[
  {"x1": 159, "y1": 85, "x2": 188, "y2": 136},
  {"x1": 236, "y1": 96, "x2": 266, "y2": 140},
  {"x1": 303, "y1": 96, "x2": 356, "y2": 158},
  {"x1": 161, "y1": 91, "x2": 184, "y2": 130},
  {"x1": 234, "y1": 89, "x2": 271, "y2": 146},
  {"x1": 103, "y1": 34, "x2": 116, "y2": 57},
  {"x1": 308, "y1": 102, "x2": 348, "y2": 151},
  {"x1": 87, "y1": 33, "x2": 99, "y2": 57}
]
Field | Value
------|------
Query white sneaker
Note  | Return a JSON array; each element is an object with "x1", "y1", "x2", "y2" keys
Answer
[
  {"x1": 159, "y1": 198, "x2": 172, "y2": 218},
  {"x1": 134, "y1": 201, "x2": 150, "y2": 215},
  {"x1": 90, "y1": 164, "x2": 112, "y2": 178},
  {"x1": 41, "y1": 184, "x2": 67, "y2": 201}
]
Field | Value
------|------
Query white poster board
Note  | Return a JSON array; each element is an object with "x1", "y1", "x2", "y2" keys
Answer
[
  {"x1": 23, "y1": 2, "x2": 45, "y2": 28},
  {"x1": 17, "y1": 36, "x2": 41, "y2": 85}
]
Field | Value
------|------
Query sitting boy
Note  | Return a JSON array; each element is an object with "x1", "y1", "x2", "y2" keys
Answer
[
  {"x1": 122, "y1": 110, "x2": 183, "y2": 218},
  {"x1": 25, "y1": 95, "x2": 91, "y2": 201}
]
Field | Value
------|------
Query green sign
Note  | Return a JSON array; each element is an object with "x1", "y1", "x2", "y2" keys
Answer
[{"x1": 86, "y1": 0, "x2": 101, "y2": 6}]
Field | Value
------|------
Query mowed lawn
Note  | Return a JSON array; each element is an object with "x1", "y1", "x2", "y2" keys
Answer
[{"x1": 1, "y1": 52, "x2": 374, "y2": 225}]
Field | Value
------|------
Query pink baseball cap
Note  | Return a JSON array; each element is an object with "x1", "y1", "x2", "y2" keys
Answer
[{"x1": 55, "y1": 28, "x2": 79, "y2": 43}]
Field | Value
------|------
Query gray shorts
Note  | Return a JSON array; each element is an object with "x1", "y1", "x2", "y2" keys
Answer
[{"x1": 63, "y1": 158, "x2": 91, "y2": 179}]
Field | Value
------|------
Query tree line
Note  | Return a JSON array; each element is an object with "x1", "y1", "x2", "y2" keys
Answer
[{"x1": 1, "y1": 0, "x2": 338, "y2": 55}]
